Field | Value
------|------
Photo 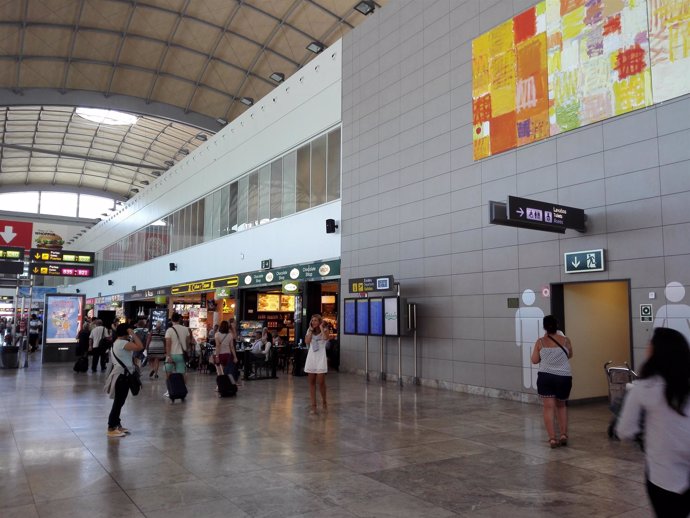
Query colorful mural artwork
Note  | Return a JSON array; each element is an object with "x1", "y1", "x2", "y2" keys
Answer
[
  {"x1": 648, "y1": 0, "x2": 690, "y2": 103},
  {"x1": 472, "y1": 0, "x2": 690, "y2": 160},
  {"x1": 472, "y1": 2, "x2": 548, "y2": 160},
  {"x1": 546, "y1": 0, "x2": 652, "y2": 135}
]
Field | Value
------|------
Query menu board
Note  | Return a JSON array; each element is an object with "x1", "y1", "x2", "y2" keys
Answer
[
  {"x1": 258, "y1": 293, "x2": 280, "y2": 311},
  {"x1": 279, "y1": 295, "x2": 295, "y2": 311},
  {"x1": 369, "y1": 298, "x2": 383, "y2": 335},
  {"x1": 344, "y1": 299, "x2": 356, "y2": 335},
  {"x1": 356, "y1": 299, "x2": 369, "y2": 335}
]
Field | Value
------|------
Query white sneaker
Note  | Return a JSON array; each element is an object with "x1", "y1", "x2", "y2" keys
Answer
[{"x1": 163, "y1": 391, "x2": 169, "y2": 397}]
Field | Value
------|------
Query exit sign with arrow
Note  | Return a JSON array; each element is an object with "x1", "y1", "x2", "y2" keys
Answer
[{"x1": 564, "y1": 249, "x2": 605, "y2": 274}]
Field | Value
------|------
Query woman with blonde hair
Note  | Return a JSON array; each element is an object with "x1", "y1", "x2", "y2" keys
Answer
[{"x1": 304, "y1": 314, "x2": 329, "y2": 415}]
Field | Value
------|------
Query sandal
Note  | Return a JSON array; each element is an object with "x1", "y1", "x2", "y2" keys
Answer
[
  {"x1": 549, "y1": 437, "x2": 559, "y2": 449},
  {"x1": 559, "y1": 434, "x2": 568, "y2": 446}
]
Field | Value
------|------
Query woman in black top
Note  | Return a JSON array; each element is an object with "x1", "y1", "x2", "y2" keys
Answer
[{"x1": 76, "y1": 322, "x2": 90, "y2": 357}]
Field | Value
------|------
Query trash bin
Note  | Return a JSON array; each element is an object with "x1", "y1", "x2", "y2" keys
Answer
[{"x1": 1, "y1": 345, "x2": 20, "y2": 368}]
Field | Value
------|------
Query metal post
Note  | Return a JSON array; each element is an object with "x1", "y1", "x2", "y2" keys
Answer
[
  {"x1": 379, "y1": 335, "x2": 385, "y2": 381},
  {"x1": 412, "y1": 304, "x2": 419, "y2": 385},
  {"x1": 398, "y1": 336, "x2": 402, "y2": 387},
  {"x1": 364, "y1": 335, "x2": 369, "y2": 381}
]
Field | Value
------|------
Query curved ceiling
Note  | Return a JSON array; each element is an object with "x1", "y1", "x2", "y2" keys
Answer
[{"x1": 0, "y1": 0, "x2": 386, "y2": 200}]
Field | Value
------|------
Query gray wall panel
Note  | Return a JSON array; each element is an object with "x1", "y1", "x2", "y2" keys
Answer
[{"x1": 340, "y1": 0, "x2": 690, "y2": 399}]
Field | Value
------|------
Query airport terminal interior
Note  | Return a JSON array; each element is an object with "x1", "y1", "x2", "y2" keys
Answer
[
  {"x1": 2, "y1": 0, "x2": 690, "y2": 516},
  {"x1": 1, "y1": 364, "x2": 650, "y2": 518}
]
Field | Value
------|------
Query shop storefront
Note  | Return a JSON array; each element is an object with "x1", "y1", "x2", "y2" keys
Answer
[
  {"x1": 86, "y1": 294, "x2": 124, "y2": 327},
  {"x1": 123, "y1": 287, "x2": 170, "y2": 323}
]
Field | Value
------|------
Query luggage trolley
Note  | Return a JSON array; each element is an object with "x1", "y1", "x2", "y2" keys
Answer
[{"x1": 604, "y1": 361, "x2": 637, "y2": 438}]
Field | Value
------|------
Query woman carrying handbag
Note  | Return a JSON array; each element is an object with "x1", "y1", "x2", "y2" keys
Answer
[{"x1": 104, "y1": 323, "x2": 144, "y2": 438}]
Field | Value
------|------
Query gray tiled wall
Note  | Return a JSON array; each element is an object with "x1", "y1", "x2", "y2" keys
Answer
[{"x1": 340, "y1": 0, "x2": 690, "y2": 398}]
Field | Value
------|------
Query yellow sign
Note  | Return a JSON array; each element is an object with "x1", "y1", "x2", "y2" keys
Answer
[{"x1": 171, "y1": 275, "x2": 239, "y2": 295}]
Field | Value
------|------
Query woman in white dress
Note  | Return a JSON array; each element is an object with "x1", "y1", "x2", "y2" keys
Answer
[{"x1": 304, "y1": 314, "x2": 329, "y2": 414}]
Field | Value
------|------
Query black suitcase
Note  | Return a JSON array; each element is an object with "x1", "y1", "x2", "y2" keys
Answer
[
  {"x1": 73, "y1": 356, "x2": 88, "y2": 373},
  {"x1": 166, "y1": 372, "x2": 187, "y2": 402},
  {"x1": 216, "y1": 374, "x2": 237, "y2": 397}
]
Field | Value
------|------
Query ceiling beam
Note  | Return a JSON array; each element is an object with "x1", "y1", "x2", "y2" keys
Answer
[
  {"x1": 0, "y1": 88, "x2": 221, "y2": 131},
  {"x1": 0, "y1": 142, "x2": 163, "y2": 170}
]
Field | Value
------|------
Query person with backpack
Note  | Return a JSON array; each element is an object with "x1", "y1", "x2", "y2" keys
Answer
[{"x1": 132, "y1": 319, "x2": 150, "y2": 368}]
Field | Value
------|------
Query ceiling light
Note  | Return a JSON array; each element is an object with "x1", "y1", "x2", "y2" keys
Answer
[
  {"x1": 240, "y1": 97, "x2": 254, "y2": 106},
  {"x1": 131, "y1": 188, "x2": 139, "y2": 193},
  {"x1": 178, "y1": 149, "x2": 190, "y2": 156},
  {"x1": 269, "y1": 72, "x2": 285, "y2": 83},
  {"x1": 101, "y1": 213, "x2": 108, "y2": 217},
  {"x1": 195, "y1": 133, "x2": 208, "y2": 141},
  {"x1": 151, "y1": 171, "x2": 162, "y2": 177},
  {"x1": 354, "y1": 1, "x2": 375, "y2": 15},
  {"x1": 140, "y1": 180, "x2": 149, "y2": 186},
  {"x1": 151, "y1": 219, "x2": 167, "y2": 226},
  {"x1": 76, "y1": 108, "x2": 138, "y2": 126},
  {"x1": 216, "y1": 118, "x2": 228, "y2": 125},
  {"x1": 164, "y1": 160, "x2": 175, "y2": 167},
  {"x1": 307, "y1": 41, "x2": 325, "y2": 54}
]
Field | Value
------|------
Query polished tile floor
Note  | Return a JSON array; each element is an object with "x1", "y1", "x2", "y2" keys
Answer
[{"x1": 1, "y1": 361, "x2": 651, "y2": 518}]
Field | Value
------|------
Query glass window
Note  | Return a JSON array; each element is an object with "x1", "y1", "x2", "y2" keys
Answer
[
  {"x1": 296, "y1": 145, "x2": 310, "y2": 212},
  {"x1": 145, "y1": 220, "x2": 169, "y2": 260},
  {"x1": 203, "y1": 194, "x2": 213, "y2": 242},
  {"x1": 310, "y1": 135, "x2": 327, "y2": 207},
  {"x1": 228, "y1": 181, "x2": 238, "y2": 233},
  {"x1": 0, "y1": 192, "x2": 38, "y2": 213},
  {"x1": 40, "y1": 192, "x2": 78, "y2": 217},
  {"x1": 172, "y1": 209, "x2": 182, "y2": 252},
  {"x1": 327, "y1": 128, "x2": 341, "y2": 202},
  {"x1": 209, "y1": 191, "x2": 220, "y2": 240},
  {"x1": 270, "y1": 159, "x2": 282, "y2": 220},
  {"x1": 258, "y1": 165, "x2": 270, "y2": 225},
  {"x1": 237, "y1": 176, "x2": 248, "y2": 231},
  {"x1": 220, "y1": 185, "x2": 229, "y2": 236},
  {"x1": 248, "y1": 171, "x2": 258, "y2": 227},
  {"x1": 79, "y1": 194, "x2": 115, "y2": 219},
  {"x1": 282, "y1": 151, "x2": 296, "y2": 216},
  {"x1": 195, "y1": 199, "x2": 205, "y2": 245}
]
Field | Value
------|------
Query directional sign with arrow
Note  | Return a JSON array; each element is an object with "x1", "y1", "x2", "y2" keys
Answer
[
  {"x1": 0, "y1": 220, "x2": 33, "y2": 249},
  {"x1": 564, "y1": 249, "x2": 605, "y2": 274}
]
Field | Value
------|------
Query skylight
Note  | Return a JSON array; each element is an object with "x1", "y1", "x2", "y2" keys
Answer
[{"x1": 76, "y1": 108, "x2": 138, "y2": 126}]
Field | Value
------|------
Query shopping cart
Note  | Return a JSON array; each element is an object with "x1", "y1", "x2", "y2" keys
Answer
[{"x1": 604, "y1": 361, "x2": 638, "y2": 439}]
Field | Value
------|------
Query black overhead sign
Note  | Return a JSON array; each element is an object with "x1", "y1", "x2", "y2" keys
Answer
[
  {"x1": 507, "y1": 196, "x2": 586, "y2": 232},
  {"x1": 0, "y1": 246, "x2": 24, "y2": 260},
  {"x1": 490, "y1": 197, "x2": 586, "y2": 234},
  {"x1": 30, "y1": 248, "x2": 95, "y2": 264}
]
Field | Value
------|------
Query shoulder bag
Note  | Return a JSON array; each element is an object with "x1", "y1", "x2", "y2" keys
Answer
[
  {"x1": 547, "y1": 335, "x2": 570, "y2": 358},
  {"x1": 172, "y1": 326, "x2": 190, "y2": 363},
  {"x1": 112, "y1": 346, "x2": 142, "y2": 396}
]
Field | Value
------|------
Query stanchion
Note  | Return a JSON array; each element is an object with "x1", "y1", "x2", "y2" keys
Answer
[
  {"x1": 364, "y1": 335, "x2": 369, "y2": 381},
  {"x1": 379, "y1": 335, "x2": 385, "y2": 382}
]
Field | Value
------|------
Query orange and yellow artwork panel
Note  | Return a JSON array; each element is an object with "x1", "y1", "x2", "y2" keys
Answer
[
  {"x1": 648, "y1": 0, "x2": 690, "y2": 103},
  {"x1": 471, "y1": 2, "x2": 548, "y2": 159}
]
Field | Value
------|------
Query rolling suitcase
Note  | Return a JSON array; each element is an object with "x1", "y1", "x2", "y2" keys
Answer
[
  {"x1": 73, "y1": 356, "x2": 89, "y2": 373},
  {"x1": 216, "y1": 374, "x2": 237, "y2": 397},
  {"x1": 166, "y1": 372, "x2": 187, "y2": 402}
]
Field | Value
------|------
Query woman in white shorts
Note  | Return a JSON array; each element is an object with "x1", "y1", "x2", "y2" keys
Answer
[{"x1": 304, "y1": 314, "x2": 329, "y2": 415}]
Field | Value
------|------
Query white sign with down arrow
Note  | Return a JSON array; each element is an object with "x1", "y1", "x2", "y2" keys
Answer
[
  {"x1": 0, "y1": 226, "x2": 17, "y2": 243},
  {"x1": 564, "y1": 249, "x2": 605, "y2": 274}
]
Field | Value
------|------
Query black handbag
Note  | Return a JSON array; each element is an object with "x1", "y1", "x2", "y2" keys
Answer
[{"x1": 112, "y1": 348, "x2": 142, "y2": 396}]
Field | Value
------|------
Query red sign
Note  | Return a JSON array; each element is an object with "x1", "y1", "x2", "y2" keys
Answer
[{"x1": 0, "y1": 220, "x2": 33, "y2": 249}]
